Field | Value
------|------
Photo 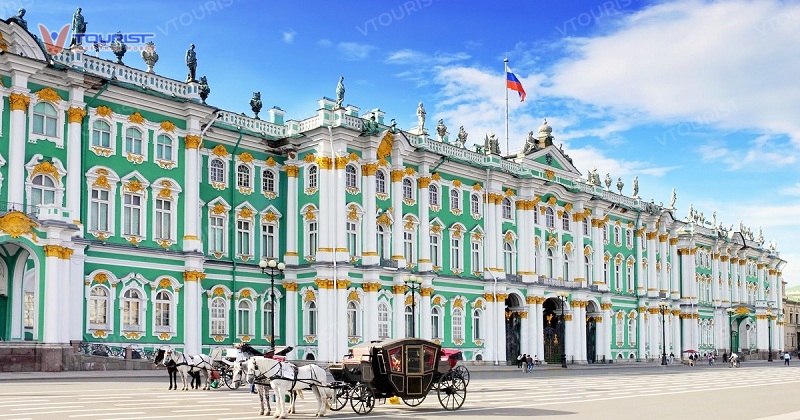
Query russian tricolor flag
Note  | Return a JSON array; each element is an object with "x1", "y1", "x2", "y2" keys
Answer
[{"x1": 506, "y1": 67, "x2": 526, "y2": 102}]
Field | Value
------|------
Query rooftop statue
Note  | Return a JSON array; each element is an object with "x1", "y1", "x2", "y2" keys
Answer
[
  {"x1": 8, "y1": 8, "x2": 27, "y2": 30},
  {"x1": 522, "y1": 130, "x2": 537, "y2": 154},
  {"x1": 390, "y1": 118, "x2": 397, "y2": 133},
  {"x1": 436, "y1": 119, "x2": 448, "y2": 142},
  {"x1": 632, "y1": 176, "x2": 639, "y2": 198},
  {"x1": 757, "y1": 227, "x2": 764, "y2": 244},
  {"x1": 361, "y1": 114, "x2": 380, "y2": 136},
  {"x1": 335, "y1": 76, "x2": 345, "y2": 108},
  {"x1": 141, "y1": 41, "x2": 159, "y2": 73},
  {"x1": 455, "y1": 126, "x2": 468, "y2": 148},
  {"x1": 250, "y1": 92, "x2": 263, "y2": 119},
  {"x1": 485, "y1": 133, "x2": 500, "y2": 155},
  {"x1": 110, "y1": 32, "x2": 126, "y2": 65},
  {"x1": 198, "y1": 76, "x2": 210, "y2": 104},
  {"x1": 604, "y1": 173, "x2": 612, "y2": 190},
  {"x1": 616, "y1": 177, "x2": 624, "y2": 195},
  {"x1": 669, "y1": 188, "x2": 676, "y2": 209},
  {"x1": 711, "y1": 211, "x2": 716, "y2": 228},
  {"x1": 70, "y1": 7, "x2": 87, "y2": 48},
  {"x1": 416, "y1": 102, "x2": 426, "y2": 133},
  {"x1": 185, "y1": 44, "x2": 197, "y2": 82}
]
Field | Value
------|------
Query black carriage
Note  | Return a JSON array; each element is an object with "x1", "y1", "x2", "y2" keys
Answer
[{"x1": 327, "y1": 338, "x2": 468, "y2": 415}]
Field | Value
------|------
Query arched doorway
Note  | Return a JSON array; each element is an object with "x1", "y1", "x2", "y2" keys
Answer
[
  {"x1": 505, "y1": 295, "x2": 523, "y2": 362},
  {"x1": 586, "y1": 301, "x2": 600, "y2": 364},
  {"x1": 543, "y1": 298, "x2": 565, "y2": 364},
  {"x1": 0, "y1": 242, "x2": 40, "y2": 342}
]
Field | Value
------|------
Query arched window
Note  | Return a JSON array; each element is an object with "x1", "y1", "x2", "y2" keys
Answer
[
  {"x1": 237, "y1": 165, "x2": 251, "y2": 188},
  {"x1": 346, "y1": 164, "x2": 357, "y2": 189},
  {"x1": 402, "y1": 178, "x2": 413, "y2": 200},
  {"x1": 546, "y1": 248, "x2": 555, "y2": 278},
  {"x1": 450, "y1": 234, "x2": 462, "y2": 271},
  {"x1": 347, "y1": 301, "x2": 359, "y2": 337},
  {"x1": 614, "y1": 226, "x2": 621, "y2": 244},
  {"x1": 122, "y1": 289, "x2": 143, "y2": 331},
  {"x1": 502, "y1": 198, "x2": 512, "y2": 219},
  {"x1": 125, "y1": 127, "x2": 144, "y2": 155},
  {"x1": 378, "y1": 302, "x2": 390, "y2": 338},
  {"x1": 429, "y1": 184, "x2": 439, "y2": 206},
  {"x1": 628, "y1": 316, "x2": 637, "y2": 346},
  {"x1": 237, "y1": 300, "x2": 253, "y2": 336},
  {"x1": 626, "y1": 264, "x2": 633, "y2": 292},
  {"x1": 307, "y1": 166, "x2": 318, "y2": 189},
  {"x1": 375, "y1": 170, "x2": 386, "y2": 194},
  {"x1": 625, "y1": 229, "x2": 632, "y2": 247},
  {"x1": 471, "y1": 194, "x2": 480, "y2": 216},
  {"x1": 450, "y1": 189, "x2": 460, "y2": 210},
  {"x1": 210, "y1": 159, "x2": 225, "y2": 184},
  {"x1": 377, "y1": 224, "x2": 388, "y2": 259},
  {"x1": 472, "y1": 309, "x2": 482, "y2": 340},
  {"x1": 32, "y1": 102, "x2": 58, "y2": 136},
  {"x1": 563, "y1": 252, "x2": 570, "y2": 280},
  {"x1": 452, "y1": 308, "x2": 464, "y2": 341},
  {"x1": 210, "y1": 297, "x2": 227, "y2": 335},
  {"x1": 431, "y1": 307, "x2": 442, "y2": 339},
  {"x1": 562, "y1": 212, "x2": 570, "y2": 231},
  {"x1": 262, "y1": 170, "x2": 276, "y2": 194},
  {"x1": 154, "y1": 290, "x2": 172, "y2": 332},
  {"x1": 584, "y1": 255, "x2": 593, "y2": 284},
  {"x1": 30, "y1": 175, "x2": 57, "y2": 206},
  {"x1": 263, "y1": 301, "x2": 275, "y2": 341},
  {"x1": 89, "y1": 286, "x2": 109, "y2": 328},
  {"x1": 615, "y1": 313, "x2": 624, "y2": 345},
  {"x1": 92, "y1": 120, "x2": 111, "y2": 148},
  {"x1": 405, "y1": 305, "x2": 414, "y2": 337},
  {"x1": 306, "y1": 301, "x2": 318, "y2": 336},
  {"x1": 545, "y1": 208, "x2": 555, "y2": 228},
  {"x1": 614, "y1": 261, "x2": 622, "y2": 291},
  {"x1": 156, "y1": 134, "x2": 173, "y2": 161},
  {"x1": 504, "y1": 242, "x2": 515, "y2": 274}
]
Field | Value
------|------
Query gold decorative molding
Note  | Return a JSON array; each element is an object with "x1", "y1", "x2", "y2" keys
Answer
[
  {"x1": 9, "y1": 93, "x2": 30, "y2": 112},
  {"x1": 0, "y1": 211, "x2": 38, "y2": 239},
  {"x1": 67, "y1": 107, "x2": 86, "y2": 123},
  {"x1": 284, "y1": 165, "x2": 299, "y2": 177},
  {"x1": 361, "y1": 163, "x2": 378, "y2": 176},
  {"x1": 35, "y1": 87, "x2": 63, "y2": 103},
  {"x1": 31, "y1": 160, "x2": 61, "y2": 182},
  {"x1": 317, "y1": 156, "x2": 332, "y2": 170},
  {"x1": 417, "y1": 177, "x2": 431, "y2": 189},
  {"x1": 212, "y1": 144, "x2": 229, "y2": 157},
  {"x1": 238, "y1": 208, "x2": 254, "y2": 219},
  {"x1": 377, "y1": 131, "x2": 394, "y2": 161},
  {"x1": 183, "y1": 270, "x2": 206, "y2": 282},
  {"x1": 239, "y1": 152, "x2": 254, "y2": 163},
  {"x1": 390, "y1": 169, "x2": 404, "y2": 182},
  {"x1": 124, "y1": 179, "x2": 144, "y2": 193},
  {"x1": 128, "y1": 112, "x2": 145, "y2": 124},
  {"x1": 184, "y1": 135, "x2": 202, "y2": 149},
  {"x1": 335, "y1": 156, "x2": 349, "y2": 169},
  {"x1": 282, "y1": 282, "x2": 298, "y2": 291},
  {"x1": 392, "y1": 285, "x2": 407, "y2": 294}
]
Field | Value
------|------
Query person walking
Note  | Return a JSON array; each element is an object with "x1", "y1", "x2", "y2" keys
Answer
[
  {"x1": 784, "y1": 351, "x2": 791, "y2": 366},
  {"x1": 517, "y1": 354, "x2": 523, "y2": 369},
  {"x1": 526, "y1": 354, "x2": 533, "y2": 373}
]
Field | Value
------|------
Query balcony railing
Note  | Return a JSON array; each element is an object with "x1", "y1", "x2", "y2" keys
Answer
[{"x1": 0, "y1": 201, "x2": 38, "y2": 216}]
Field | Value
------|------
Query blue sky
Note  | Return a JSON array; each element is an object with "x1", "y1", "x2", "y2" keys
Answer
[{"x1": 12, "y1": 0, "x2": 799, "y2": 283}]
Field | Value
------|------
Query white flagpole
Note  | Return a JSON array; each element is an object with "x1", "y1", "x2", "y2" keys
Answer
[{"x1": 504, "y1": 58, "x2": 509, "y2": 156}]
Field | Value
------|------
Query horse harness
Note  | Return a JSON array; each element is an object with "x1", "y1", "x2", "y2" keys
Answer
[
  {"x1": 252, "y1": 360, "x2": 321, "y2": 391},
  {"x1": 172, "y1": 352, "x2": 207, "y2": 372}
]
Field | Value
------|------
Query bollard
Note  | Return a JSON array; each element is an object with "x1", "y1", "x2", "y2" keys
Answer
[{"x1": 125, "y1": 346, "x2": 132, "y2": 360}]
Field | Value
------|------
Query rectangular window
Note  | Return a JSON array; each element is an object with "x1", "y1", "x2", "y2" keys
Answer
[
  {"x1": 430, "y1": 235, "x2": 439, "y2": 267},
  {"x1": 210, "y1": 216, "x2": 224, "y2": 253},
  {"x1": 404, "y1": 231, "x2": 414, "y2": 263},
  {"x1": 23, "y1": 292, "x2": 34, "y2": 328},
  {"x1": 453, "y1": 313, "x2": 463, "y2": 341},
  {"x1": 237, "y1": 220, "x2": 251, "y2": 256},
  {"x1": 210, "y1": 304, "x2": 226, "y2": 335},
  {"x1": 308, "y1": 222, "x2": 318, "y2": 256},
  {"x1": 90, "y1": 189, "x2": 109, "y2": 232},
  {"x1": 155, "y1": 198, "x2": 172, "y2": 240},
  {"x1": 471, "y1": 242, "x2": 483, "y2": 272},
  {"x1": 347, "y1": 221, "x2": 358, "y2": 257},
  {"x1": 123, "y1": 193, "x2": 141, "y2": 236},
  {"x1": 262, "y1": 224, "x2": 276, "y2": 259},
  {"x1": 155, "y1": 301, "x2": 170, "y2": 330},
  {"x1": 451, "y1": 237, "x2": 462, "y2": 271},
  {"x1": 123, "y1": 301, "x2": 140, "y2": 330}
]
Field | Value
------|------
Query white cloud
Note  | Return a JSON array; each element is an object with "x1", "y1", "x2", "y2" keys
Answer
[
  {"x1": 385, "y1": 49, "x2": 470, "y2": 65},
  {"x1": 282, "y1": 29, "x2": 296, "y2": 44},
  {"x1": 317, "y1": 39, "x2": 333, "y2": 48},
  {"x1": 547, "y1": 0, "x2": 800, "y2": 145},
  {"x1": 698, "y1": 138, "x2": 796, "y2": 170},
  {"x1": 780, "y1": 182, "x2": 800, "y2": 196},
  {"x1": 335, "y1": 42, "x2": 376, "y2": 61}
]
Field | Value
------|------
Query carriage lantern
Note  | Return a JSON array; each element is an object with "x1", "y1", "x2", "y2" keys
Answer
[{"x1": 259, "y1": 259, "x2": 286, "y2": 352}]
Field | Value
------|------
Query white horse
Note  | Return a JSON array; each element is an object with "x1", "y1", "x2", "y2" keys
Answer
[
  {"x1": 232, "y1": 360, "x2": 306, "y2": 416},
  {"x1": 162, "y1": 349, "x2": 213, "y2": 390},
  {"x1": 245, "y1": 357, "x2": 330, "y2": 418}
]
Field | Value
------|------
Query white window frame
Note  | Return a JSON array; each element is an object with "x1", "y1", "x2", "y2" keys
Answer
[
  {"x1": 583, "y1": 218, "x2": 589, "y2": 235},
  {"x1": 450, "y1": 234, "x2": 463, "y2": 272},
  {"x1": 628, "y1": 315, "x2": 637, "y2": 346},
  {"x1": 504, "y1": 242, "x2": 516, "y2": 275},
  {"x1": 209, "y1": 158, "x2": 226, "y2": 185},
  {"x1": 375, "y1": 169, "x2": 387, "y2": 194},
  {"x1": 88, "y1": 110, "x2": 117, "y2": 155},
  {"x1": 471, "y1": 237, "x2": 483, "y2": 273},
  {"x1": 152, "y1": 288, "x2": 177, "y2": 335},
  {"x1": 237, "y1": 163, "x2": 253, "y2": 190},
  {"x1": 150, "y1": 178, "x2": 181, "y2": 242},
  {"x1": 545, "y1": 207, "x2": 555, "y2": 228},
  {"x1": 345, "y1": 164, "x2": 358, "y2": 189},
  {"x1": 29, "y1": 99, "x2": 65, "y2": 147},
  {"x1": 261, "y1": 221, "x2": 279, "y2": 260},
  {"x1": 305, "y1": 164, "x2": 318, "y2": 191},
  {"x1": 347, "y1": 300, "x2": 362, "y2": 338},
  {"x1": 347, "y1": 220, "x2": 360, "y2": 258},
  {"x1": 123, "y1": 126, "x2": 146, "y2": 160},
  {"x1": 502, "y1": 198, "x2": 513, "y2": 220},
  {"x1": 471, "y1": 193, "x2": 481, "y2": 217},
  {"x1": 450, "y1": 188, "x2": 461, "y2": 211},
  {"x1": 430, "y1": 229, "x2": 442, "y2": 268},
  {"x1": 378, "y1": 301, "x2": 391, "y2": 339},
  {"x1": 562, "y1": 212, "x2": 570, "y2": 231},
  {"x1": 88, "y1": 285, "x2": 111, "y2": 330},
  {"x1": 91, "y1": 119, "x2": 113, "y2": 149},
  {"x1": 452, "y1": 307, "x2": 464, "y2": 341},
  {"x1": 210, "y1": 297, "x2": 228, "y2": 336},
  {"x1": 431, "y1": 306, "x2": 443, "y2": 340},
  {"x1": 472, "y1": 308, "x2": 483, "y2": 340},
  {"x1": 155, "y1": 134, "x2": 176, "y2": 165},
  {"x1": 402, "y1": 177, "x2": 414, "y2": 201},
  {"x1": 262, "y1": 168, "x2": 278, "y2": 196},
  {"x1": 262, "y1": 297, "x2": 282, "y2": 342},
  {"x1": 429, "y1": 183, "x2": 440, "y2": 207},
  {"x1": 236, "y1": 216, "x2": 254, "y2": 260},
  {"x1": 237, "y1": 299, "x2": 255, "y2": 337},
  {"x1": 208, "y1": 200, "x2": 230, "y2": 255},
  {"x1": 305, "y1": 300, "x2": 318, "y2": 336},
  {"x1": 120, "y1": 286, "x2": 146, "y2": 333},
  {"x1": 25, "y1": 155, "x2": 67, "y2": 209}
]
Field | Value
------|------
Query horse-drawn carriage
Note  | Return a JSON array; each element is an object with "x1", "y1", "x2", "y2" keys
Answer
[
  {"x1": 327, "y1": 338, "x2": 469, "y2": 415},
  {"x1": 209, "y1": 344, "x2": 291, "y2": 389}
]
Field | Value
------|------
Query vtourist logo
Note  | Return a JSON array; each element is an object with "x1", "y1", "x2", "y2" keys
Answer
[{"x1": 37, "y1": 24, "x2": 156, "y2": 55}]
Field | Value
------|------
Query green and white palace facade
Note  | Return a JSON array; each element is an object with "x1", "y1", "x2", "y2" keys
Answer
[{"x1": 0, "y1": 19, "x2": 788, "y2": 368}]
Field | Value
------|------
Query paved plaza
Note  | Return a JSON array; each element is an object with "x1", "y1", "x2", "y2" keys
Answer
[{"x1": 0, "y1": 363, "x2": 798, "y2": 419}]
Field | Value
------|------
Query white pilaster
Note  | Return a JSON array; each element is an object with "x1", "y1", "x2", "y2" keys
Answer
[
  {"x1": 182, "y1": 134, "x2": 202, "y2": 251},
  {"x1": 65, "y1": 96, "x2": 85, "y2": 223},
  {"x1": 390, "y1": 166, "x2": 405, "y2": 267},
  {"x1": 334, "y1": 158, "x2": 348, "y2": 261},
  {"x1": 284, "y1": 164, "x2": 299, "y2": 264},
  {"x1": 418, "y1": 176, "x2": 431, "y2": 272},
  {"x1": 7, "y1": 89, "x2": 30, "y2": 209},
  {"x1": 284, "y1": 279, "x2": 298, "y2": 358},
  {"x1": 42, "y1": 249, "x2": 60, "y2": 343}
]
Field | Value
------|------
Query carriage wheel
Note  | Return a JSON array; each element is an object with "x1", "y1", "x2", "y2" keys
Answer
[
  {"x1": 222, "y1": 368, "x2": 239, "y2": 390},
  {"x1": 402, "y1": 395, "x2": 426, "y2": 407},
  {"x1": 437, "y1": 371, "x2": 467, "y2": 411},
  {"x1": 454, "y1": 365, "x2": 470, "y2": 387},
  {"x1": 330, "y1": 386, "x2": 350, "y2": 411},
  {"x1": 349, "y1": 384, "x2": 375, "y2": 415}
]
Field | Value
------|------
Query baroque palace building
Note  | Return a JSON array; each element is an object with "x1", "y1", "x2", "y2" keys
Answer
[{"x1": 0, "y1": 15, "x2": 788, "y2": 368}]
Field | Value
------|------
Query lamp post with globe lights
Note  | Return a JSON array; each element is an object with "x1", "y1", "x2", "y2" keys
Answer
[
  {"x1": 404, "y1": 274, "x2": 422, "y2": 338},
  {"x1": 767, "y1": 303, "x2": 774, "y2": 362},
  {"x1": 556, "y1": 291, "x2": 569, "y2": 368},
  {"x1": 258, "y1": 259, "x2": 285, "y2": 352},
  {"x1": 726, "y1": 307, "x2": 735, "y2": 355},
  {"x1": 659, "y1": 299, "x2": 670, "y2": 366}
]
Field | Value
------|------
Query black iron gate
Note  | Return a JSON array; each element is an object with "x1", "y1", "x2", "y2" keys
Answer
[
  {"x1": 586, "y1": 319, "x2": 597, "y2": 363},
  {"x1": 543, "y1": 315, "x2": 564, "y2": 364},
  {"x1": 506, "y1": 312, "x2": 521, "y2": 362}
]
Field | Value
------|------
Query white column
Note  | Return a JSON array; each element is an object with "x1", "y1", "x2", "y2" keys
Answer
[
  {"x1": 670, "y1": 238, "x2": 680, "y2": 300},
  {"x1": 516, "y1": 202, "x2": 528, "y2": 274},
  {"x1": 284, "y1": 165, "x2": 299, "y2": 264},
  {"x1": 494, "y1": 197, "x2": 504, "y2": 279},
  {"x1": 496, "y1": 291, "x2": 507, "y2": 362},
  {"x1": 672, "y1": 310, "x2": 681, "y2": 356},
  {"x1": 393, "y1": 278, "x2": 405, "y2": 339},
  {"x1": 731, "y1": 258, "x2": 740, "y2": 304},
  {"x1": 592, "y1": 215, "x2": 604, "y2": 289},
  {"x1": 681, "y1": 314, "x2": 693, "y2": 356},
  {"x1": 659, "y1": 234, "x2": 668, "y2": 294},
  {"x1": 527, "y1": 297, "x2": 537, "y2": 359},
  {"x1": 418, "y1": 177, "x2": 432, "y2": 272},
  {"x1": 7, "y1": 90, "x2": 30, "y2": 209},
  {"x1": 739, "y1": 259, "x2": 747, "y2": 304},
  {"x1": 520, "y1": 310, "x2": 530, "y2": 356},
  {"x1": 483, "y1": 293, "x2": 495, "y2": 363},
  {"x1": 564, "y1": 308, "x2": 574, "y2": 362},
  {"x1": 485, "y1": 194, "x2": 497, "y2": 276},
  {"x1": 42, "y1": 247, "x2": 61, "y2": 343},
  {"x1": 602, "y1": 303, "x2": 612, "y2": 361},
  {"x1": 536, "y1": 299, "x2": 545, "y2": 362},
  {"x1": 316, "y1": 283, "x2": 331, "y2": 360},
  {"x1": 335, "y1": 157, "x2": 348, "y2": 261},
  {"x1": 284, "y1": 281, "x2": 298, "y2": 358},
  {"x1": 361, "y1": 164, "x2": 378, "y2": 265},
  {"x1": 390, "y1": 168, "x2": 405, "y2": 267},
  {"x1": 636, "y1": 227, "x2": 644, "y2": 296},
  {"x1": 65, "y1": 102, "x2": 85, "y2": 223},
  {"x1": 638, "y1": 307, "x2": 646, "y2": 359},
  {"x1": 721, "y1": 256, "x2": 729, "y2": 305},
  {"x1": 757, "y1": 310, "x2": 768, "y2": 351},
  {"x1": 757, "y1": 264, "x2": 766, "y2": 302},
  {"x1": 335, "y1": 280, "x2": 348, "y2": 359},
  {"x1": 712, "y1": 253, "x2": 720, "y2": 306},
  {"x1": 68, "y1": 247, "x2": 85, "y2": 342},
  {"x1": 182, "y1": 134, "x2": 202, "y2": 251},
  {"x1": 573, "y1": 208, "x2": 585, "y2": 285},
  {"x1": 182, "y1": 269, "x2": 203, "y2": 354},
  {"x1": 364, "y1": 281, "x2": 379, "y2": 343},
  {"x1": 316, "y1": 157, "x2": 332, "y2": 262},
  {"x1": 647, "y1": 232, "x2": 658, "y2": 297},
  {"x1": 420, "y1": 284, "x2": 432, "y2": 340}
]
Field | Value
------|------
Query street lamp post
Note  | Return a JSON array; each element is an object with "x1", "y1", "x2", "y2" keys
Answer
[
  {"x1": 726, "y1": 308, "x2": 735, "y2": 356},
  {"x1": 659, "y1": 299, "x2": 669, "y2": 366},
  {"x1": 404, "y1": 274, "x2": 422, "y2": 338},
  {"x1": 258, "y1": 259, "x2": 285, "y2": 353},
  {"x1": 767, "y1": 304, "x2": 773, "y2": 362},
  {"x1": 557, "y1": 292, "x2": 569, "y2": 369}
]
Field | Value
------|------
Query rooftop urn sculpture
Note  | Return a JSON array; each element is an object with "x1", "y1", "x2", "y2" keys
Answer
[
  {"x1": 109, "y1": 32, "x2": 127, "y2": 65},
  {"x1": 436, "y1": 119, "x2": 448, "y2": 142},
  {"x1": 604, "y1": 173, "x2": 612, "y2": 190},
  {"x1": 185, "y1": 44, "x2": 197, "y2": 82},
  {"x1": 250, "y1": 92, "x2": 263, "y2": 119},
  {"x1": 616, "y1": 177, "x2": 624, "y2": 194},
  {"x1": 455, "y1": 126, "x2": 468, "y2": 148},
  {"x1": 198, "y1": 76, "x2": 210, "y2": 104},
  {"x1": 141, "y1": 41, "x2": 159, "y2": 73},
  {"x1": 416, "y1": 102, "x2": 426, "y2": 133},
  {"x1": 70, "y1": 7, "x2": 87, "y2": 48},
  {"x1": 335, "y1": 76, "x2": 345, "y2": 108}
]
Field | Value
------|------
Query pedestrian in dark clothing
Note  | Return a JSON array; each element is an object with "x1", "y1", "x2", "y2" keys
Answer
[{"x1": 526, "y1": 354, "x2": 533, "y2": 373}]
